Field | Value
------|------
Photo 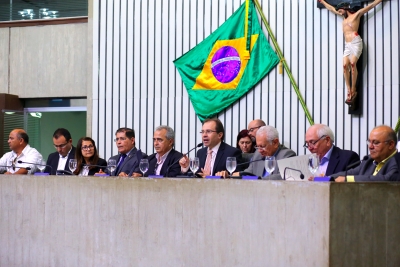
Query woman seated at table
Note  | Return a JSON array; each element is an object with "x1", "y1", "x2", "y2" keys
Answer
[
  {"x1": 74, "y1": 137, "x2": 107, "y2": 175},
  {"x1": 236, "y1": 129, "x2": 256, "y2": 169}
]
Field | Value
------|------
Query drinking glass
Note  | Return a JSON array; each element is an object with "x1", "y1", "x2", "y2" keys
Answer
[
  {"x1": 107, "y1": 159, "x2": 117, "y2": 174},
  {"x1": 82, "y1": 165, "x2": 89, "y2": 176},
  {"x1": 37, "y1": 159, "x2": 46, "y2": 173},
  {"x1": 264, "y1": 156, "x2": 276, "y2": 180},
  {"x1": 139, "y1": 159, "x2": 149, "y2": 176},
  {"x1": 226, "y1": 157, "x2": 237, "y2": 178},
  {"x1": 69, "y1": 159, "x2": 77, "y2": 174},
  {"x1": 190, "y1": 157, "x2": 199, "y2": 178},
  {"x1": 308, "y1": 153, "x2": 320, "y2": 177}
]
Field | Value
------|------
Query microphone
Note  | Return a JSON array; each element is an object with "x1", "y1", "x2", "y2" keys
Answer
[
  {"x1": 283, "y1": 167, "x2": 305, "y2": 180},
  {"x1": 236, "y1": 158, "x2": 265, "y2": 167},
  {"x1": 165, "y1": 143, "x2": 203, "y2": 177},
  {"x1": 17, "y1": 160, "x2": 52, "y2": 173},
  {"x1": 343, "y1": 155, "x2": 368, "y2": 180},
  {"x1": 84, "y1": 163, "x2": 107, "y2": 170},
  {"x1": 56, "y1": 170, "x2": 74, "y2": 175},
  {"x1": 0, "y1": 165, "x2": 32, "y2": 172}
]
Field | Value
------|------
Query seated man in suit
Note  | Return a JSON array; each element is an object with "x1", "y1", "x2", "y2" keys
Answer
[
  {"x1": 0, "y1": 129, "x2": 42, "y2": 174},
  {"x1": 45, "y1": 128, "x2": 76, "y2": 175},
  {"x1": 240, "y1": 125, "x2": 296, "y2": 179},
  {"x1": 143, "y1": 125, "x2": 183, "y2": 177},
  {"x1": 179, "y1": 118, "x2": 243, "y2": 177},
  {"x1": 305, "y1": 124, "x2": 359, "y2": 178},
  {"x1": 107, "y1": 127, "x2": 147, "y2": 177},
  {"x1": 332, "y1": 125, "x2": 399, "y2": 182}
]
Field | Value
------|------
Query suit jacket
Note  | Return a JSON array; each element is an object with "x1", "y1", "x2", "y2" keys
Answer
[
  {"x1": 331, "y1": 154, "x2": 399, "y2": 181},
  {"x1": 395, "y1": 152, "x2": 400, "y2": 181},
  {"x1": 244, "y1": 145, "x2": 296, "y2": 179},
  {"x1": 196, "y1": 142, "x2": 244, "y2": 175},
  {"x1": 325, "y1": 146, "x2": 360, "y2": 176},
  {"x1": 45, "y1": 147, "x2": 76, "y2": 175},
  {"x1": 145, "y1": 149, "x2": 183, "y2": 177},
  {"x1": 108, "y1": 147, "x2": 147, "y2": 176}
]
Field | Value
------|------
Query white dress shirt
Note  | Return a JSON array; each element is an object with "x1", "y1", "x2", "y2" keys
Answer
[{"x1": 0, "y1": 145, "x2": 43, "y2": 174}]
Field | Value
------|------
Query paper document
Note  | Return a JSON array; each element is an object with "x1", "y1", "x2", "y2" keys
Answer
[{"x1": 277, "y1": 155, "x2": 314, "y2": 181}]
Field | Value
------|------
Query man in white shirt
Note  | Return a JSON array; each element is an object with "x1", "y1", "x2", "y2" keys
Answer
[{"x1": 0, "y1": 129, "x2": 42, "y2": 174}]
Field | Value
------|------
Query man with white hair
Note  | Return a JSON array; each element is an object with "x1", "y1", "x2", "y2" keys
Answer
[
  {"x1": 305, "y1": 124, "x2": 359, "y2": 177},
  {"x1": 242, "y1": 125, "x2": 296, "y2": 179}
]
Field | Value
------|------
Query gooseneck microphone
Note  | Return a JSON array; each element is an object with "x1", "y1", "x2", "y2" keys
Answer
[
  {"x1": 84, "y1": 163, "x2": 107, "y2": 170},
  {"x1": 343, "y1": 155, "x2": 368, "y2": 180},
  {"x1": 236, "y1": 158, "x2": 265, "y2": 167},
  {"x1": 18, "y1": 160, "x2": 53, "y2": 173},
  {"x1": 283, "y1": 167, "x2": 305, "y2": 180},
  {"x1": 165, "y1": 143, "x2": 203, "y2": 177}
]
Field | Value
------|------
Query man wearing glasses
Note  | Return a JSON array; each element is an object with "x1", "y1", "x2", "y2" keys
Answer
[
  {"x1": 45, "y1": 128, "x2": 75, "y2": 175},
  {"x1": 247, "y1": 119, "x2": 266, "y2": 142},
  {"x1": 332, "y1": 125, "x2": 399, "y2": 182},
  {"x1": 107, "y1": 127, "x2": 147, "y2": 177},
  {"x1": 241, "y1": 125, "x2": 296, "y2": 179},
  {"x1": 179, "y1": 118, "x2": 243, "y2": 177},
  {"x1": 305, "y1": 124, "x2": 359, "y2": 177},
  {"x1": 0, "y1": 129, "x2": 42, "y2": 174}
]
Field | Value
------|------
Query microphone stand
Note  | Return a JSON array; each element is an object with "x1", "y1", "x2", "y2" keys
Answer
[
  {"x1": 165, "y1": 143, "x2": 203, "y2": 177},
  {"x1": 283, "y1": 167, "x2": 305, "y2": 180},
  {"x1": 17, "y1": 160, "x2": 53, "y2": 173}
]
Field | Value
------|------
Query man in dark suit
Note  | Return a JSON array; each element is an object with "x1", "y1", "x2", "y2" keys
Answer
[
  {"x1": 305, "y1": 124, "x2": 359, "y2": 177},
  {"x1": 107, "y1": 127, "x2": 147, "y2": 177},
  {"x1": 45, "y1": 128, "x2": 76, "y2": 175},
  {"x1": 144, "y1": 126, "x2": 183, "y2": 177},
  {"x1": 332, "y1": 125, "x2": 399, "y2": 182},
  {"x1": 179, "y1": 118, "x2": 243, "y2": 177}
]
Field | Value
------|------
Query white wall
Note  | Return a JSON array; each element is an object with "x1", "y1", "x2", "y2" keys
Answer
[{"x1": 92, "y1": 0, "x2": 400, "y2": 160}]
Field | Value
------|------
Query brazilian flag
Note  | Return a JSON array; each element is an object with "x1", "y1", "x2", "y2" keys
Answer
[{"x1": 174, "y1": 0, "x2": 279, "y2": 121}]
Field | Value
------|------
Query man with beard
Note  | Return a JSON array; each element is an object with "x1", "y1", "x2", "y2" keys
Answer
[{"x1": 318, "y1": 0, "x2": 383, "y2": 105}]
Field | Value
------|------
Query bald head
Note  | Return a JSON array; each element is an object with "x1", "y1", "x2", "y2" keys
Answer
[
  {"x1": 8, "y1": 129, "x2": 29, "y2": 154},
  {"x1": 368, "y1": 125, "x2": 397, "y2": 163},
  {"x1": 247, "y1": 119, "x2": 266, "y2": 141}
]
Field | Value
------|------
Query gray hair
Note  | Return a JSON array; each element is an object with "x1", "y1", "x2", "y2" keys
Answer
[
  {"x1": 155, "y1": 125, "x2": 175, "y2": 140},
  {"x1": 314, "y1": 124, "x2": 335, "y2": 143},
  {"x1": 256, "y1": 125, "x2": 279, "y2": 142}
]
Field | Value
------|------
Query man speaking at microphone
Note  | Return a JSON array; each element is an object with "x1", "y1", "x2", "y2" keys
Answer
[
  {"x1": 236, "y1": 125, "x2": 296, "y2": 179},
  {"x1": 332, "y1": 125, "x2": 399, "y2": 182},
  {"x1": 0, "y1": 129, "x2": 42, "y2": 174},
  {"x1": 179, "y1": 118, "x2": 243, "y2": 177},
  {"x1": 141, "y1": 125, "x2": 183, "y2": 177}
]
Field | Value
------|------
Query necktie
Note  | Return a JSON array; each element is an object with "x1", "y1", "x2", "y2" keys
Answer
[
  {"x1": 373, "y1": 162, "x2": 384, "y2": 176},
  {"x1": 115, "y1": 154, "x2": 127, "y2": 174},
  {"x1": 203, "y1": 150, "x2": 213, "y2": 176}
]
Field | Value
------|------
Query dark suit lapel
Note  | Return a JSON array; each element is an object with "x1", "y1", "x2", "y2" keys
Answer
[
  {"x1": 158, "y1": 150, "x2": 175, "y2": 175},
  {"x1": 212, "y1": 143, "x2": 225, "y2": 174},
  {"x1": 326, "y1": 146, "x2": 339, "y2": 175}
]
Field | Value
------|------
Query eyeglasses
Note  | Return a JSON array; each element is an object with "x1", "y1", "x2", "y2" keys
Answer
[
  {"x1": 248, "y1": 126, "x2": 262, "y2": 133},
  {"x1": 366, "y1": 139, "x2": 391, "y2": 146},
  {"x1": 114, "y1": 137, "x2": 127, "y2": 142},
  {"x1": 81, "y1": 145, "x2": 94, "y2": 151},
  {"x1": 199, "y1": 130, "x2": 218, "y2": 135},
  {"x1": 254, "y1": 145, "x2": 268, "y2": 151},
  {"x1": 54, "y1": 143, "x2": 68, "y2": 149},
  {"x1": 303, "y1": 135, "x2": 327, "y2": 148}
]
